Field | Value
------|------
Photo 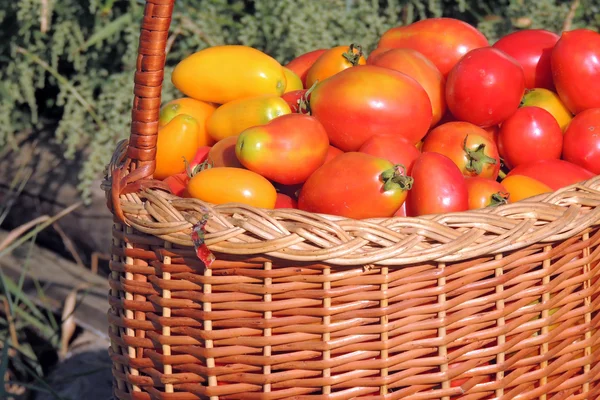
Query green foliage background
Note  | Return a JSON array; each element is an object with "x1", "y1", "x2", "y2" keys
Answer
[{"x1": 1, "y1": 0, "x2": 599, "y2": 202}]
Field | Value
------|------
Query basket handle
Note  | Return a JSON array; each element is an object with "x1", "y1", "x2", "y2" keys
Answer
[{"x1": 108, "y1": 0, "x2": 175, "y2": 221}]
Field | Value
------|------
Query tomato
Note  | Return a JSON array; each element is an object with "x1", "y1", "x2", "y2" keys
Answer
[
  {"x1": 206, "y1": 95, "x2": 291, "y2": 141},
  {"x1": 422, "y1": 121, "x2": 500, "y2": 179},
  {"x1": 378, "y1": 18, "x2": 489, "y2": 76},
  {"x1": 208, "y1": 136, "x2": 244, "y2": 168},
  {"x1": 358, "y1": 134, "x2": 420, "y2": 175},
  {"x1": 298, "y1": 152, "x2": 412, "y2": 219},
  {"x1": 282, "y1": 67, "x2": 303, "y2": 93},
  {"x1": 310, "y1": 65, "x2": 432, "y2": 150},
  {"x1": 465, "y1": 177, "x2": 508, "y2": 210},
  {"x1": 163, "y1": 173, "x2": 190, "y2": 197},
  {"x1": 562, "y1": 108, "x2": 600, "y2": 174},
  {"x1": 520, "y1": 88, "x2": 573, "y2": 131},
  {"x1": 325, "y1": 145, "x2": 343, "y2": 164},
  {"x1": 406, "y1": 152, "x2": 468, "y2": 216},
  {"x1": 370, "y1": 48, "x2": 446, "y2": 126},
  {"x1": 305, "y1": 44, "x2": 366, "y2": 88},
  {"x1": 506, "y1": 159, "x2": 595, "y2": 190},
  {"x1": 284, "y1": 49, "x2": 327, "y2": 87},
  {"x1": 492, "y1": 29, "x2": 560, "y2": 90},
  {"x1": 446, "y1": 47, "x2": 525, "y2": 127},
  {"x1": 551, "y1": 29, "x2": 600, "y2": 114},
  {"x1": 274, "y1": 193, "x2": 298, "y2": 209},
  {"x1": 497, "y1": 106, "x2": 563, "y2": 169},
  {"x1": 482, "y1": 125, "x2": 499, "y2": 146},
  {"x1": 366, "y1": 47, "x2": 392, "y2": 64},
  {"x1": 236, "y1": 114, "x2": 329, "y2": 185},
  {"x1": 190, "y1": 146, "x2": 211, "y2": 168},
  {"x1": 187, "y1": 167, "x2": 277, "y2": 209},
  {"x1": 281, "y1": 89, "x2": 307, "y2": 113},
  {"x1": 154, "y1": 115, "x2": 199, "y2": 180},
  {"x1": 158, "y1": 97, "x2": 217, "y2": 146},
  {"x1": 172, "y1": 45, "x2": 286, "y2": 104},
  {"x1": 501, "y1": 175, "x2": 552, "y2": 203}
]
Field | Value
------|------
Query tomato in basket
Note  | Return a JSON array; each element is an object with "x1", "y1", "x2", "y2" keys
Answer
[
  {"x1": 562, "y1": 108, "x2": 600, "y2": 174},
  {"x1": 500, "y1": 175, "x2": 552, "y2": 203},
  {"x1": 506, "y1": 159, "x2": 595, "y2": 191},
  {"x1": 465, "y1": 177, "x2": 508, "y2": 210},
  {"x1": 520, "y1": 88, "x2": 573, "y2": 132},
  {"x1": 154, "y1": 115, "x2": 199, "y2": 180},
  {"x1": 158, "y1": 97, "x2": 217, "y2": 147},
  {"x1": 358, "y1": 134, "x2": 420, "y2": 175},
  {"x1": 282, "y1": 67, "x2": 303, "y2": 92},
  {"x1": 281, "y1": 89, "x2": 308, "y2": 113},
  {"x1": 208, "y1": 136, "x2": 244, "y2": 168},
  {"x1": 284, "y1": 48, "x2": 327, "y2": 87},
  {"x1": 305, "y1": 44, "x2": 366, "y2": 88}
]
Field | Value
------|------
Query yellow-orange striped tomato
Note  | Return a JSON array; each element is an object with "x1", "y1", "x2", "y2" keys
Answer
[
  {"x1": 154, "y1": 115, "x2": 199, "y2": 180},
  {"x1": 206, "y1": 95, "x2": 291, "y2": 141},
  {"x1": 159, "y1": 97, "x2": 217, "y2": 146},
  {"x1": 501, "y1": 175, "x2": 553, "y2": 203},
  {"x1": 186, "y1": 167, "x2": 277, "y2": 209},
  {"x1": 283, "y1": 67, "x2": 303, "y2": 92},
  {"x1": 172, "y1": 45, "x2": 287, "y2": 104}
]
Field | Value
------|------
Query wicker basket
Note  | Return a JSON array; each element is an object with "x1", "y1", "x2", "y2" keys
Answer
[{"x1": 104, "y1": 1, "x2": 600, "y2": 398}]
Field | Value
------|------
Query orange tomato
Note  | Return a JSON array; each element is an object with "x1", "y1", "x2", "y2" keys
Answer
[
  {"x1": 282, "y1": 67, "x2": 303, "y2": 93},
  {"x1": 206, "y1": 95, "x2": 291, "y2": 141},
  {"x1": 154, "y1": 115, "x2": 199, "y2": 180},
  {"x1": 520, "y1": 88, "x2": 573, "y2": 131},
  {"x1": 208, "y1": 136, "x2": 244, "y2": 168},
  {"x1": 305, "y1": 44, "x2": 366, "y2": 88},
  {"x1": 501, "y1": 175, "x2": 553, "y2": 203},
  {"x1": 284, "y1": 49, "x2": 327, "y2": 87},
  {"x1": 370, "y1": 48, "x2": 446, "y2": 126},
  {"x1": 159, "y1": 97, "x2": 217, "y2": 146},
  {"x1": 172, "y1": 45, "x2": 286, "y2": 104},
  {"x1": 187, "y1": 167, "x2": 277, "y2": 209}
]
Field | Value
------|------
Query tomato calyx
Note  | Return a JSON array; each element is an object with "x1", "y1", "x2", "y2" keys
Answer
[
  {"x1": 463, "y1": 136, "x2": 497, "y2": 175},
  {"x1": 489, "y1": 191, "x2": 510, "y2": 207},
  {"x1": 298, "y1": 81, "x2": 318, "y2": 115},
  {"x1": 342, "y1": 43, "x2": 364, "y2": 66},
  {"x1": 381, "y1": 164, "x2": 414, "y2": 192},
  {"x1": 183, "y1": 157, "x2": 213, "y2": 179}
]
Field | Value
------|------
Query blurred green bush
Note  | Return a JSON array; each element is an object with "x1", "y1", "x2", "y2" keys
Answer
[{"x1": 1, "y1": 0, "x2": 598, "y2": 202}]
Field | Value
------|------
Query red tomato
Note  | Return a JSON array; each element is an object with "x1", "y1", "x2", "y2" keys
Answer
[
  {"x1": 506, "y1": 159, "x2": 595, "y2": 190},
  {"x1": 366, "y1": 47, "x2": 392, "y2": 64},
  {"x1": 465, "y1": 177, "x2": 508, "y2": 210},
  {"x1": 393, "y1": 202, "x2": 406, "y2": 217},
  {"x1": 406, "y1": 152, "x2": 469, "y2": 216},
  {"x1": 378, "y1": 18, "x2": 489, "y2": 76},
  {"x1": 310, "y1": 65, "x2": 432, "y2": 150},
  {"x1": 492, "y1": 29, "x2": 560, "y2": 90},
  {"x1": 274, "y1": 193, "x2": 298, "y2": 209},
  {"x1": 446, "y1": 47, "x2": 525, "y2": 127},
  {"x1": 422, "y1": 121, "x2": 501, "y2": 179},
  {"x1": 325, "y1": 145, "x2": 343, "y2": 164},
  {"x1": 551, "y1": 29, "x2": 600, "y2": 114},
  {"x1": 370, "y1": 48, "x2": 446, "y2": 126},
  {"x1": 562, "y1": 108, "x2": 600, "y2": 174},
  {"x1": 298, "y1": 152, "x2": 413, "y2": 219},
  {"x1": 189, "y1": 146, "x2": 211, "y2": 168},
  {"x1": 359, "y1": 134, "x2": 420, "y2": 174},
  {"x1": 284, "y1": 49, "x2": 327, "y2": 87},
  {"x1": 281, "y1": 89, "x2": 307, "y2": 113},
  {"x1": 236, "y1": 114, "x2": 329, "y2": 185},
  {"x1": 163, "y1": 173, "x2": 190, "y2": 197},
  {"x1": 208, "y1": 136, "x2": 244, "y2": 168},
  {"x1": 497, "y1": 106, "x2": 563, "y2": 169}
]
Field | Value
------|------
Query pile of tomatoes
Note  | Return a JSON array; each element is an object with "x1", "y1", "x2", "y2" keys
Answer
[{"x1": 156, "y1": 18, "x2": 600, "y2": 219}]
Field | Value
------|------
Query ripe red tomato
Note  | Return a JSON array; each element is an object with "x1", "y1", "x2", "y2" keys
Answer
[
  {"x1": 298, "y1": 152, "x2": 413, "y2": 219},
  {"x1": 506, "y1": 159, "x2": 595, "y2": 190},
  {"x1": 370, "y1": 48, "x2": 446, "y2": 126},
  {"x1": 562, "y1": 108, "x2": 600, "y2": 174},
  {"x1": 310, "y1": 65, "x2": 432, "y2": 151},
  {"x1": 446, "y1": 47, "x2": 525, "y2": 127},
  {"x1": 236, "y1": 114, "x2": 329, "y2": 185},
  {"x1": 421, "y1": 121, "x2": 501, "y2": 179},
  {"x1": 284, "y1": 49, "x2": 327, "y2": 87},
  {"x1": 492, "y1": 29, "x2": 560, "y2": 90},
  {"x1": 465, "y1": 177, "x2": 508, "y2": 210},
  {"x1": 551, "y1": 29, "x2": 600, "y2": 114},
  {"x1": 163, "y1": 172, "x2": 190, "y2": 197},
  {"x1": 378, "y1": 18, "x2": 489, "y2": 76},
  {"x1": 406, "y1": 152, "x2": 469, "y2": 216},
  {"x1": 324, "y1": 145, "x2": 343, "y2": 164},
  {"x1": 208, "y1": 136, "x2": 244, "y2": 168},
  {"x1": 274, "y1": 193, "x2": 298, "y2": 209},
  {"x1": 366, "y1": 47, "x2": 392, "y2": 64},
  {"x1": 281, "y1": 89, "x2": 307, "y2": 113},
  {"x1": 497, "y1": 106, "x2": 563, "y2": 169},
  {"x1": 358, "y1": 134, "x2": 420, "y2": 174}
]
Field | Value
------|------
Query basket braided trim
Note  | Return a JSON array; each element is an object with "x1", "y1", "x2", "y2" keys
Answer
[{"x1": 104, "y1": 141, "x2": 600, "y2": 266}]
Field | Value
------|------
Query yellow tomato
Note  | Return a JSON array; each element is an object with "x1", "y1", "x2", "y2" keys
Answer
[
  {"x1": 521, "y1": 88, "x2": 573, "y2": 131},
  {"x1": 305, "y1": 44, "x2": 366, "y2": 88},
  {"x1": 206, "y1": 95, "x2": 291, "y2": 141},
  {"x1": 172, "y1": 45, "x2": 287, "y2": 104},
  {"x1": 158, "y1": 97, "x2": 217, "y2": 146},
  {"x1": 187, "y1": 167, "x2": 277, "y2": 209},
  {"x1": 283, "y1": 67, "x2": 303, "y2": 92},
  {"x1": 154, "y1": 115, "x2": 199, "y2": 180},
  {"x1": 502, "y1": 175, "x2": 553, "y2": 203}
]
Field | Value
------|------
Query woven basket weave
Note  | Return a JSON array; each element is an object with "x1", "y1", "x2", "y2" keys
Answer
[{"x1": 104, "y1": 1, "x2": 600, "y2": 398}]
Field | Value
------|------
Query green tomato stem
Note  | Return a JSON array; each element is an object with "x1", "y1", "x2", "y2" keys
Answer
[
  {"x1": 382, "y1": 164, "x2": 413, "y2": 192},
  {"x1": 342, "y1": 43, "x2": 363, "y2": 66},
  {"x1": 463, "y1": 135, "x2": 497, "y2": 175},
  {"x1": 488, "y1": 191, "x2": 510, "y2": 207}
]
